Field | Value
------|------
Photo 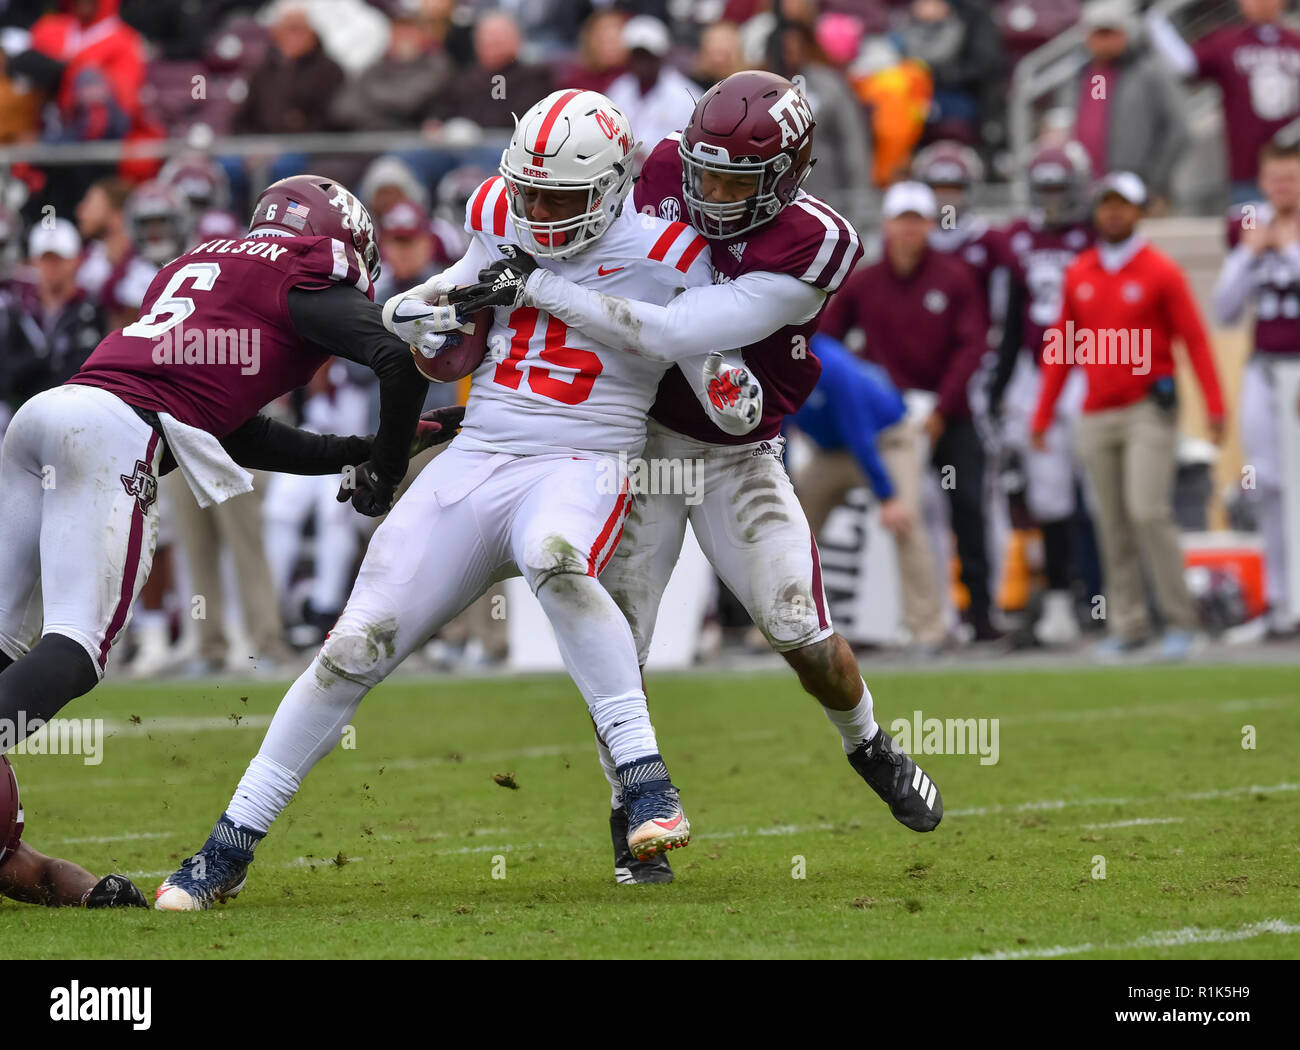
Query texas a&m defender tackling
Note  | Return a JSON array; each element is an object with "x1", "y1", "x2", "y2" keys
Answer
[
  {"x1": 459, "y1": 72, "x2": 944, "y2": 886},
  {"x1": 0, "y1": 174, "x2": 457, "y2": 759},
  {"x1": 156, "y1": 90, "x2": 760, "y2": 910}
]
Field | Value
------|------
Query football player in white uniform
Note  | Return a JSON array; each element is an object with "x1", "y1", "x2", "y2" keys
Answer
[
  {"x1": 456, "y1": 72, "x2": 944, "y2": 885},
  {"x1": 156, "y1": 90, "x2": 761, "y2": 910}
]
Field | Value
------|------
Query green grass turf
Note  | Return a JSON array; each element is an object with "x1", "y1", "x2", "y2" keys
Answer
[{"x1": 4, "y1": 665, "x2": 1299, "y2": 959}]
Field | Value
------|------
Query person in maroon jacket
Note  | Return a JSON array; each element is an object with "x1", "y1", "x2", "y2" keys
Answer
[
  {"x1": 1147, "y1": 0, "x2": 1300, "y2": 202},
  {"x1": 821, "y1": 180, "x2": 999, "y2": 641},
  {"x1": 0, "y1": 174, "x2": 460, "y2": 755}
]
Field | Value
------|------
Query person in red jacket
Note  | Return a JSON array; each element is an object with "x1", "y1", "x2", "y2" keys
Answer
[{"x1": 1033, "y1": 172, "x2": 1225, "y2": 659}]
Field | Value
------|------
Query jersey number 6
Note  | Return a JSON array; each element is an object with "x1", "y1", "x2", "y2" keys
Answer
[{"x1": 493, "y1": 307, "x2": 603, "y2": 406}]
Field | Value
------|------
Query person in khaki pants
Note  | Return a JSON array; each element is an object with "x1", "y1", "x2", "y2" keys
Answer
[
  {"x1": 171, "y1": 472, "x2": 296, "y2": 675},
  {"x1": 793, "y1": 335, "x2": 945, "y2": 650},
  {"x1": 1033, "y1": 172, "x2": 1225, "y2": 659}
]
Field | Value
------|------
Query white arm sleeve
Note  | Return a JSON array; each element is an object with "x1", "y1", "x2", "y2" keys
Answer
[
  {"x1": 1145, "y1": 12, "x2": 1199, "y2": 78},
  {"x1": 524, "y1": 267, "x2": 827, "y2": 362},
  {"x1": 1212, "y1": 245, "x2": 1256, "y2": 325},
  {"x1": 409, "y1": 237, "x2": 495, "y2": 299}
]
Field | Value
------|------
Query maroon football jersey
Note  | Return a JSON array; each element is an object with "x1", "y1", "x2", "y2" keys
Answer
[
  {"x1": 930, "y1": 219, "x2": 1004, "y2": 303},
  {"x1": 1225, "y1": 202, "x2": 1300, "y2": 355},
  {"x1": 632, "y1": 134, "x2": 863, "y2": 444},
  {"x1": 999, "y1": 218, "x2": 1094, "y2": 360},
  {"x1": 68, "y1": 233, "x2": 373, "y2": 437},
  {"x1": 1194, "y1": 23, "x2": 1300, "y2": 182}
]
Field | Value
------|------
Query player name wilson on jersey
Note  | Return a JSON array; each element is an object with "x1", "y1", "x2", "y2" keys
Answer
[{"x1": 453, "y1": 177, "x2": 714, "y2": 459}]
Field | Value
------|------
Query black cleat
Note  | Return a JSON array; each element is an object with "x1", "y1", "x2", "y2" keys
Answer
[
  {"x1": 83, "y1": 873, "x2": 149, "y2": 908},
  {"x1": 610, "y1": 806, "x2": 673, "y2": 884},
  {"x1": 848, "y1": 727, "x2": 943, "y2": 832}
]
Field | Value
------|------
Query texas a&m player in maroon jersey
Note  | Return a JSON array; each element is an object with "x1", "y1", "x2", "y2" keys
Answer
[
  {"x1": 986, "y1": 142, "x2": 1096, "y2": 647},
  {"x1": 0, "y1": 174, "x2": 460, "y2": 756},
  {"x1": 458, "y1": 71, "x2": 944, "y2": 885},
  {"x1": 0, "y1": 753, "x2": 148, "y2": 907},
  {"x1": 914, "y1": 139, "x2": 1004, "y2": 306}
]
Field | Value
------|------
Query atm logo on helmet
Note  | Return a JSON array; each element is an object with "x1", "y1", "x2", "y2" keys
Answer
[
  {"x1": 769, "y1": 88, "x2": 814, "y2": 148},
  {"x1": 328, "y1": 185, "x2": 372, "y2": 236}
]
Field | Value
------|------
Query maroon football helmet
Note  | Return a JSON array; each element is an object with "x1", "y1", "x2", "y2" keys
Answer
[
  {"x1": 0, "y1": 755, "x2": 24, "y2": 871},
  {"x1": 913, "y1": 140, "x2": 985, "y2": 218},
  {"x1": 679, "y1": 70, "x2": 816, "y2": 239},
  {"x1": 1026, "y1": 141, "x2": 1092, "y2": 228},
  {"x1": 126, "y1": 180, "x2": 193, "y2": 266},
  {"x1": 249, "y1": 174, "x2": 381, "y2": 282},
  {"x1": 159, "y1": 153, "x2": 232, "y2": 214}
]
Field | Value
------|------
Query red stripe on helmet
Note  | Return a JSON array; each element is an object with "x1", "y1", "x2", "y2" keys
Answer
[{"x1": 531, "y1": 89, "x2": 584, "y2": 165}]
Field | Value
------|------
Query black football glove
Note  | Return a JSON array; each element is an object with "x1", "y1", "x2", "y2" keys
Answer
[
  {"x1": 83, "y1": 873, "x2": 148, "y2": 908},
  {"x1": 410, "y1": 405, "x2": 466, "y2": 457},
  {"x1": 448, "y1": 244, "x2": 540, "y2": 313},
  {"x1": 337, "y1": 461, "x2": 398, "y2": 517}
]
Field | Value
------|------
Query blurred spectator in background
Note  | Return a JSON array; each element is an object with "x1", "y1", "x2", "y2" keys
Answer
[
  {"x1": 607, "y1": 16, "x2": 698, "y2": 169},
  {"x1": 0, "y1": 36, "x2": 45, "y2": 143},
  {"x1": 821, "y1": 182, "x2": 998, "y2": 640},
  {"x1": 558, "y1": 8, "x2": 627, "y2": 94},
  {"x1": 896, "y1": 0, "x2": 1005, "y2": 148},
  {"x1": 1, "y1": 219, "x2": 104, "y2": 409},
  {"x1": 75, "y1": 175, "x2": 155, "y2": 328},
  {"x1": 1147, "y1": 0, "x2": 1300, "y2": 203},
  {"x1": 1213, "y1": 140, "x2": 1300, "y2": 635},
  {"x1": 1061, "y1": 0, "x2": 1187, "y2": 214},
  {"x1": 29, "y1": 1, "x2": 145, "y2": 137},
  {"x1": 0, "y1": 206, "x2": 22, "y2": 287},
  {"x1": 850, "y1": 36, "x2": 932, "y2": 187},
  {"x1": 234, "y1": 3, "x2": 343, "y2": 136},
  {"x1": 792, "y1": 333, "x2": 945, "y2": 651},
  {"x1": 427, "y1": 10, "x2": 552, "y2": 131},
  {"x1": 372, "y1": 199, "x2": 448, "y2": 303},
  {"x1": 1033, "y1": 173, "x2": 1224, "y2": 659},
  {"x1": 118, "y1": 0, "x2": 247, "y2": 61},
  {"x1": 331, "y1": 0, "x2": 450, "y2": 132},
  {"x1": 692, "y1": 20, "x2": 746, "y2": 90},
  {"x1": 770, "y1": 17, "x2": 872, "y2": 230},
  {"x1": 430, "y1": 163, "x2": 490, "y2": 258},
  {"x1": 25, "y1": 0, "x2": 153, "y2": 214},
  {"x1": 358, "y1": 154, "x2": 429, "y2": 217}
]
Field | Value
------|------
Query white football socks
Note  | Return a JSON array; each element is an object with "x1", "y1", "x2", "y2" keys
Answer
[
  {"x1": 823, "y1": 676, "x2": 878, "y2": 753},
  {"x1": 226, "y1": 753, "x2": 301, "y2": 834}
]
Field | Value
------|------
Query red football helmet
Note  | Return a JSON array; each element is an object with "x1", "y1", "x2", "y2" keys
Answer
[
  {"x1": 159, "y1": 153, "x2": 232, "y2": 214},
  {"x1": 1026, "y1": 141, "x2": 1092, "y2": 228},
  {"x1": 126, "y1": 180, "x2": 193, "y2": 266},
  {"x1": 249, "y1": 174, "x2": 381, "y2": 282},
  {"x1": 679, "y1": 70, "x2": 816, "y2": 239}
]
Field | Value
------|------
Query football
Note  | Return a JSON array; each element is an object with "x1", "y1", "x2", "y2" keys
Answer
[{"x1": 409, "y1": 295, "x2": 492, "y2": 384}]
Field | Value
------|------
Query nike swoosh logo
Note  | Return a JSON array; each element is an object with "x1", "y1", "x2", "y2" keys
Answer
[
  {"x1": 597, "y1": 265, "x2": 625, "y2": 276},
  {"x1": 652, "y1": 815, "x2": 683, "y2": 831}
]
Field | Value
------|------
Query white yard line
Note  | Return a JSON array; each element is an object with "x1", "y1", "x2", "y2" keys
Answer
[
  {"x1": 1079, "y1": 817, "x2": 1185, "y2": 829},
  {"x1": 963, "y1": 919, "x2": 1300, "y2": 960}
]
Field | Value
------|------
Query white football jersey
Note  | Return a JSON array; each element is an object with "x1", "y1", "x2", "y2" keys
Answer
[{"x1": 453, "y1": 175, "x2": 713, "y2": 458}]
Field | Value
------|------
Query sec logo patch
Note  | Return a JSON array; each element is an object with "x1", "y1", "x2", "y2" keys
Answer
[
  {"x1": 924, "y1": 289, "x2": 948, "y2": 313},
  {"x1": 1077, "y1": 282, "x2": 1094, "y2": 301},
  {"x1": 1122, "y1": 282, "x2": 1143, "y2": 302},
  {"x1": 659, "y1": 198, "x2": 681, "y2": 222}
]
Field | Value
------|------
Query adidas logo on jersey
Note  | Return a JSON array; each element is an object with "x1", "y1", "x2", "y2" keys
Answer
[
  {"x1": 729, "y1": 241, "x2": 747, "y2": 262},
  {"x1": 749, "y1": 441, "x2": 779, "y2": 458}
]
